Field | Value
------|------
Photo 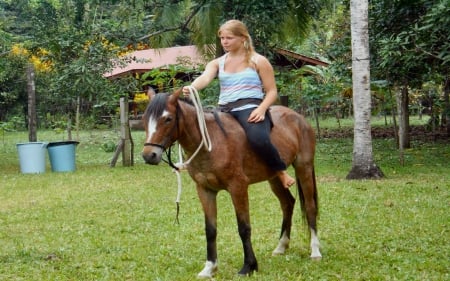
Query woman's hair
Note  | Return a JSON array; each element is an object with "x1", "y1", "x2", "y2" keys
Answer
[{"x1": 218, "y1": 19, "x2": 256, "y2": 66}]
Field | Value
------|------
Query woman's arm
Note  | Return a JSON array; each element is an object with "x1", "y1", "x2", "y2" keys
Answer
[
  {"x1": 248, "y1": 55, "x2": 278, "y2": 122},
  {"x1": 256, "y1": 55, "x2": 278, "y2": 110},
  {"x1": 183, "y1": 59, "x2": 219, "y2": 94}
]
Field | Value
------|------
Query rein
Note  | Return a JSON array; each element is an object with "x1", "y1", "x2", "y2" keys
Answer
[
  {"x1": 148, "y1": 87, "x2": 212, "y2": 224},
  {"x1": 175, "y1": 86, "x2": 212, "y2": 170},
  {"x1": 173, "y1": 86, "x2": 212, "y2": 223}
]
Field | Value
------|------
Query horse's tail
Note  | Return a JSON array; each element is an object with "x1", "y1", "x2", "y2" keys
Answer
[{"x1": 296, "y1": 167, "x2": 319, "y2": 231}]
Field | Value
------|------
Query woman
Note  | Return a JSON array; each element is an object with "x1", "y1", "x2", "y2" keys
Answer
[{"x1": 182, "y1": 19, "x2": 295, "y2": 188}]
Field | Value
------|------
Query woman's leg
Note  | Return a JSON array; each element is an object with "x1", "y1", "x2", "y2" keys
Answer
[{"x1": 231, "y1": 109, "x2": 295, "y2": 188}]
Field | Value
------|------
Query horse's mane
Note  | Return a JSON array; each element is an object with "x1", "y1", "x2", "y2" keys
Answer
[
  {"x1": 178, "y1": 96, "x2": 228, "y2": 136},
  {"x1": 143, "y1": 92, "x2": 170, "y2": 120}
]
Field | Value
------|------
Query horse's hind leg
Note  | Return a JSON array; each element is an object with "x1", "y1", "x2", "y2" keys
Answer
[
  {"x1": 295, "y1": 163, "x2": 322, "y2": 259},
  {"x1": 269, "y1": 179, "x2": 296, "y2": 256}
]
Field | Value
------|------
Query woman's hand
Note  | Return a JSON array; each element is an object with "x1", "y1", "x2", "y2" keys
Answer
[
  {"x1": 247, "y1": 107, "x2": 266, "y2": 123},
  {"x1": 182, "y1": 86, "x2": 191, "y2": 97}
]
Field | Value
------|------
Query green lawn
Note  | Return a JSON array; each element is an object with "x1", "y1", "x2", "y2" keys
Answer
[{"x1": 0, "y1": 124, "x2": 448, "y2": 280}]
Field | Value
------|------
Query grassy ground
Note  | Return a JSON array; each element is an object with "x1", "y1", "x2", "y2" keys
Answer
[{"x1": 0, "y1": 119, "x2": 449, "y2": 280}]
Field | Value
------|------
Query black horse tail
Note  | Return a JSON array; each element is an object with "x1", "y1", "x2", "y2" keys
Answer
[{"x1": 297, "y1": 167, "x2": 319, "y2": 232}]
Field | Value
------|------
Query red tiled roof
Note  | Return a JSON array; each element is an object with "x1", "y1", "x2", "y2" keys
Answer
[
  {"x1": 105, "y1": 45, "x2": 328, "y2": 79},
  {"x1": 104, "y1": 45, "x2": 207, "y2": 78}
]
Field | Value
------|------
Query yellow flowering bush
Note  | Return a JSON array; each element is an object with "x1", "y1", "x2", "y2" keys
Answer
[
  {"x1": 11, "y1": 44, "x2": 29, "y2": 57},
  {"x1": 133, "y1": 93, "x2": 149, "y2": 113},
  {"x1": 10, "y1": 44, "x2": 52, "y2": 72}
]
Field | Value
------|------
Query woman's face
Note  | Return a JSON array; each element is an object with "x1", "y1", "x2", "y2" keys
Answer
[{"x1": 219, "y1": 30, "x2": 245, "y2": 52}]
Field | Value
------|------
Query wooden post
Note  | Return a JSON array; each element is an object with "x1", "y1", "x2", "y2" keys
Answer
[
  {"x1": 110, "y1": 97, "x2": 134, "y2": 167},
  {"x1": 121, "y1": 96, "x2": 133, "y2": 166},
  {"x1": 280, "y1": 95, "x2": 288, "y2": 107},
  {"x1": 26, "y1": 64, "x2": 37, "y2": 142}
]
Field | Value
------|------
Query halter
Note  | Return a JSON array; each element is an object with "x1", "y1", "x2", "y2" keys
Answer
[
  {"x1": 143, "y1": 142, "x2": 165, "y2": 149},
  {"x1": 143, "y1": 87, "x2": 212, "y2": 223},
  {"x1": 143, "y1": 106, "x2": 181, "y2": 171}
]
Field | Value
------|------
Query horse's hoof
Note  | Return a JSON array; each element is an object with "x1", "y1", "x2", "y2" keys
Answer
[
  {"x1": 272, "y1": 248, "x2": 286, "y2": 256},
  {"x1": 272, "y1": 243, "x2": 289, "y2": 256},
  {"x1": 310, "y1": 255, "x2": 322, "y2": 261},
  {"x1": 197, "y1": 261, "x2": 218, "y2": 279},
  {"x1": 237, "y1": 263, "x2": 258, "y2": 277},
  {"x1": 272, "y1": 250, "x2": 284, "y2": 256}
]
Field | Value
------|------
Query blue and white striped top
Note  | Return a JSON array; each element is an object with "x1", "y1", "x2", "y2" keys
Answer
[{"x1": 218, "y1": 54, "x2": 264, "y2": 111}]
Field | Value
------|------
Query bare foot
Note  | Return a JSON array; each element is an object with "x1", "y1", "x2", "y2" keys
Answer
[{"x1": 278, "y1": 171, "x2": 295, "y2": 189}]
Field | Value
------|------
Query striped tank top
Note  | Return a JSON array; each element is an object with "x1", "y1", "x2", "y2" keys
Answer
[{"x1": 218, "y1": 54, "x2": 264, "y2": 111}]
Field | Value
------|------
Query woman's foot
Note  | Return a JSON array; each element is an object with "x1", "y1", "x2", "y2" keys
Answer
[{"x1": 278, "y1": 171, "x2": 295, "y2": 189}]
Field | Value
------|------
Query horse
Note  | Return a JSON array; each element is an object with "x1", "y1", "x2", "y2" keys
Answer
[{"x1": 141, "y1": 89, "x2": 321, "y2": 278}]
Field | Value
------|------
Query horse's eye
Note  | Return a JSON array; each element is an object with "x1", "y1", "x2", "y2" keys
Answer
[{"x1": 164, "y1": 116, "x2": 173, "y2": 124}]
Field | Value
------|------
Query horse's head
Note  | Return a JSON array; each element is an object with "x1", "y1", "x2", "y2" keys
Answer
[{"x1": 141, "y1": 89, "x2": 181, "y2": 165}]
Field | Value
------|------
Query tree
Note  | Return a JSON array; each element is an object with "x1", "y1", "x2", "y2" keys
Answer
[
  {"x1": 370, "y1": 0, "x2": 450, "y2": 143},
  {"x1": 346, "y1": 0, "x2": 383, "y2": 179},
  {"x1": 145, "y1": 0, "x2": 328, "y2": 57}
]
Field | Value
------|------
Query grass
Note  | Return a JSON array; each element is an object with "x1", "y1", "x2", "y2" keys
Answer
[{"x1": 0, "y1": 121, "x2": 449, "y2": 280}]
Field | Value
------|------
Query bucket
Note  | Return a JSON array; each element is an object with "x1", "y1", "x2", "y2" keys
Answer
[
  {"x1": 47, "y1": 141, "x2": 79, "y2": 172},
  {"x1": 16, "y1": 142, "x2": 49, "y2": 174}
]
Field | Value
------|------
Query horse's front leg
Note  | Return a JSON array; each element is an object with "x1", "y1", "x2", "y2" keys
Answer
[
  {"x1": 195, "y1": 185, "x2": 219, "y2": 279},
  {"x1": 230, "y1": 185, "x2": 258, "y2": 276}
]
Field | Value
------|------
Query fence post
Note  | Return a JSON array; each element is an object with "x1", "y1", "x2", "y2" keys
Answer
[
  {"x1": 280, "y1": 95, "x2": 288, "y2": 107},
  {"x1": 111, "y1": 97, "x2": 134, "y2": 167}
]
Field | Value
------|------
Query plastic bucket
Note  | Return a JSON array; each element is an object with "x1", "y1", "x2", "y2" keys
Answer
[
  {"x1": 16, "y1": 142, "x2": 49, "y2": 174},
  {"x1": 47, "y1": 141, "x2": 79, "y2": 172}
]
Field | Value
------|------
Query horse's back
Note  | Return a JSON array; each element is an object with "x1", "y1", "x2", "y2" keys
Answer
[
  {"x1": 269, "y1": 105, "x2": 316, "y2": 163},
  {"x1": 208, "y1": 105, "x2": 315, "y2": 182}
]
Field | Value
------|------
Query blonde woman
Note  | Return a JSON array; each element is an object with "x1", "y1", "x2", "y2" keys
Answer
[{"x1": 183, "y1": 19, "x2": 294, "y2": 188}]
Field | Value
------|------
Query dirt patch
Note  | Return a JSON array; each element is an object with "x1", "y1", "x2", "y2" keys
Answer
[{"x1": 317, "y1": 125, "x2": 449, "y2": 142}]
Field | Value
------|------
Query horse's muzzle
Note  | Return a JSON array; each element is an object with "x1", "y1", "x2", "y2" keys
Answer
[{"x1": 142, "y1": 147, "x2": 163, "y2": 165}]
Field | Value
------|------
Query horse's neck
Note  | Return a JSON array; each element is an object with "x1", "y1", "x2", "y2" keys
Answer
[{"x1": 178, "y1": 101, "x2": 207, "y2": 153}]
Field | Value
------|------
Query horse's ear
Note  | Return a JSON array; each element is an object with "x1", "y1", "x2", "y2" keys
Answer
[
  {"x1": 173, "y1": 88, "x2": 182, "y2": 98},
  {"x1": 147, "y1": 87, "x2": 156, "y2": 100},
  {"x1": 168, "y1": 88, "x2": 182, "y2": 105}
]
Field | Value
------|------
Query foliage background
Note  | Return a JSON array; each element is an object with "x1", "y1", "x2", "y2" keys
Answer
[{"x1": 1, "y1": 0, "x2": 448, "y2": 135}]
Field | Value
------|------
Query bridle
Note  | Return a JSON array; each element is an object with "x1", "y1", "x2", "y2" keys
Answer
[
  {"x1": 142, "y1": 87, "x2": 212, "y2": 224},
  {"x1": 143, "y1": 104, "x2": 181, "y2": 170}
]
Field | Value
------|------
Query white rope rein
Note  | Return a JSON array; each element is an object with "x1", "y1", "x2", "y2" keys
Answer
[
  {"x1": 188, "y1": 86, "x2": 212, "y2": 152},
  {"x1": 174, "y1": 86, "x2": 212, "y2": 170},
  {"x1": 173, "y1": 86, "x2": 212, "y2": 221}
]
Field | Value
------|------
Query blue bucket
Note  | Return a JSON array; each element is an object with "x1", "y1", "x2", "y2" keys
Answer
[
  {"x1": 16, "y1": 142, "x2": 49, "y2": 174},
  {"x1": 47, "y1": 141, "x2": 79, "y2": 172}
]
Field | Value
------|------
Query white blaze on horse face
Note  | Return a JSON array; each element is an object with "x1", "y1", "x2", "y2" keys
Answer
[{"x1": 145, "y1": 110, "x2": 170, "y2": 144}]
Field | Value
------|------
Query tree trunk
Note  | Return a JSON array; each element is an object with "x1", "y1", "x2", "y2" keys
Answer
[
  {"x1": 314, "y1": 106, "x2": 321, "y2": 141},
  {"x1": 346, "y1": 0, "x2": 384, "y2": 180},
  {"x1": 444, "y1": 76, "x2": 450, "y2": 137},
  {"x1": 120, "y1": 97, "x2": 133, "y2": 166},
  {"x1": 397, "y1": 86, "x2": 410, "y2": 149},
  {"x1": 26, "y1": 64, "x2": 37, "y2": 142}
]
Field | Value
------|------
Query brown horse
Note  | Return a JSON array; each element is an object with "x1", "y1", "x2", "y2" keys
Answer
[{"x1": 141, "y1": 89, "x2": 321, "y2": 278}]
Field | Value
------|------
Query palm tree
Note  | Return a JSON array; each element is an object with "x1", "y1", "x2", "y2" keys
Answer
[
  {"x1": 141, "y1": 0, "x2": 329, "y2": 57},
  {"x1": 346, "y1": 0, "x2": 383, "y2": 179}
]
